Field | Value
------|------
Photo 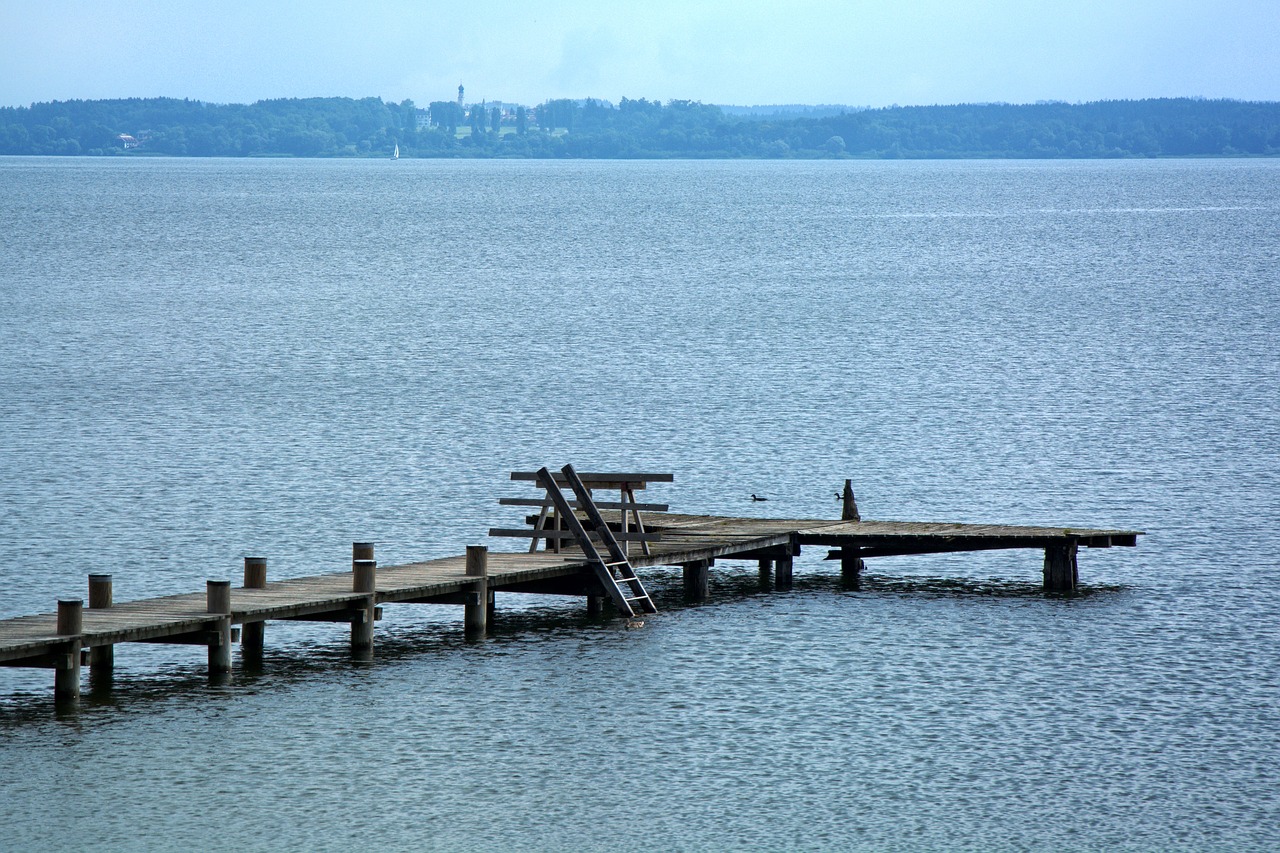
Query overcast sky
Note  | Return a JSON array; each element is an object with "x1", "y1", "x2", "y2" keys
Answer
[{"x1": 2, "y1": 0, "x2": 1277, "y2": 108}]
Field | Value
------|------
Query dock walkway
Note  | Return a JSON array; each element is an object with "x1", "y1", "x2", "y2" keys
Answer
[{"x1": 0, "y1": 469, "x2": 1140, "y2": 704}]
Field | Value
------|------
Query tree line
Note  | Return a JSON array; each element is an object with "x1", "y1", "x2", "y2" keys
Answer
[{"x1": 1, "y1": 95, "x2": 1277, "y2": 159}]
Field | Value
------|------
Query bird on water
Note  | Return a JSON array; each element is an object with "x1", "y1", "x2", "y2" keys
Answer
[{"x1": 751, "y1": 493, "x2": 768, "y2": 501}]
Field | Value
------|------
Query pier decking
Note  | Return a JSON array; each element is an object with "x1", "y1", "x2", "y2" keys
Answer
[{"x1": 0, "y1": 468, "x2": 1140, "y2": 704}]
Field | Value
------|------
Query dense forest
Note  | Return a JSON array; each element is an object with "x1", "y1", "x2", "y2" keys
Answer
[{"x1": 1, "y1": 95, "x2": 1277, "y2": 159}]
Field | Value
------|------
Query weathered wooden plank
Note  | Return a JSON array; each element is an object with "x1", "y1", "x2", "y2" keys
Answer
[
  {"x1": 510, "y1": 471, "x2": 673, "y2": 484},
  {"x1": 499, "y1": 497, "x2": 670, "y2": 511},
  {"x1": 488, "y1": 528, "x2": 662, "y2": 542}
]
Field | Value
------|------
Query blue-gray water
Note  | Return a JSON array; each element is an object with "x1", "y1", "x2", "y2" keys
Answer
[{"x1": 1, "y1": 157, "x2": 1278, "y2": 852}]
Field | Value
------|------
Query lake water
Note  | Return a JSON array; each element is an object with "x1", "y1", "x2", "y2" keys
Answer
[{"x1": 1, "y1": 156, "x2": 1278, "y2": 851}]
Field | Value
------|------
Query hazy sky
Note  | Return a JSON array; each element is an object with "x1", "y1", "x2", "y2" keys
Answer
[{"x1": 2, "y1": 0, "x2": 1277, "y2": 108}]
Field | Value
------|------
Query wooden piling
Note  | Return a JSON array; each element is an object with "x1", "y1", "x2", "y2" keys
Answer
[
  {"x1": 464, "y1": 545, "x2": 488, "y2": 638},
  {"x1": 841, "y1": 479, "x2": 861, "y2": 522},
  {"x1": 1043, "y1": 542, "x2": 1079, "y2": 592},
  {"x1": 758, "y1": 558, "x2": 773, "y2": 587},
  {"x1": 87, "y1": 574, "x2": 113, "y2": 671},
  {"x1": 840, "y1": 550, "x2": 865, "y2": 584},
  {"x1": 352, "y1": 555, "x2": 377, "y2": 652},
  {"x1": 683, "y1": 559, "x2": 710, "y2": 602},
  {"x1": 54, "y1": 599, "x2": 83, "y2": 703},
  {"x1": 206, "y1": 580, "x2": 232, "y2": 673},
  {"x1": 775, "y1": 556, "x2": 794, "y2": 589},
  {"x1": 586, "y1": 594, "x2": 602, "y2": 617},
  {"x1": 241, "y1": 557, "x2": 267, "y2": 655}
]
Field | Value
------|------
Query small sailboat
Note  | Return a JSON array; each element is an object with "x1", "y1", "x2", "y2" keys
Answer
[{"x1": 391, "y1": 143, "x2": 400, "y2": 160}]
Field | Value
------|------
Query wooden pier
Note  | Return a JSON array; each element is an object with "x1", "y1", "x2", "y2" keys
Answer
[{"x1": 0, "y1": 467, "x2": 1140, "y2": 704}]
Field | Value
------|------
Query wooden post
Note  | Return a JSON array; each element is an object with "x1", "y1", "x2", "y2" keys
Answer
[
  {"x1": 841, "y1": 479, "x2": 861, "y2": 522},
  {"x1": 241, "y1": 557, "x2": 266, "y2": 655},
  {"x1": 206, "y1": 580, "x2": 232, "y2": 673},
  {"x1": 758, "y1": 559, "x2": 773, "y2": 589},
  {"x1": 586, "y1": 594, "x2": 602, "y2": 617},
  {"x1": 464, "y1": 545, "x2": 488, "y2": 638},
  {"x1": 352, "y1": 557, "x2": 377, "y2": 652},
  {"x1": 87, "y1": 574, "x2": 113, "y2": 672},
  {"x1": 840, "y1": 550, "x2": 865, "y2": 585},
  {"x1": 619, "y1": 485, "x2": 629, "y2": 558},
  {"x1": 1043, "y1": 541, "x2": 1079, "y2": 592},
  {"x1": 54, "y1": 598, "x2": 83, "y2": 703},
  {"x1": 683, "y1": 559, "x2": 710, "y2": 602},
  {"x1": 775, "y1": 556, "x2": 794, "y2": 589}
]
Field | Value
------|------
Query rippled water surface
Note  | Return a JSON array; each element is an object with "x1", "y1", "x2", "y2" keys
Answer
[{"x1": 1, "y1": 157, "x2": 1278, "y2": 851}]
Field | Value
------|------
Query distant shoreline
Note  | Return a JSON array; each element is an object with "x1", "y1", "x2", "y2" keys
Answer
[{"x1": 3, "y1": 96, "x2": 1278, "y2": 160}]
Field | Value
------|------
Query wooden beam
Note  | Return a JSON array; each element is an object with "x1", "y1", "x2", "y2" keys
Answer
[
  {"x1": 498, "y1": 497, "x2": 670, "y2": 512},
  {"x1": 489, "y1": 575, "x2": 603, "y2": 596},
  {"x1": 511, "y1": 471, "x2": 673, "y2": 484},
  {"x1": 134, "y1": 627, "x2": 242, "y2": 645},
  {"x1": 279, "y1": 607, "x2": 384, "y2": 623},
  {"x1": 488, "y1": 527, "x2": 662, "y2": 542}
]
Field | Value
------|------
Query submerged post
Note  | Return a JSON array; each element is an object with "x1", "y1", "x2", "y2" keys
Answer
[
  {"x1": 241, "y1": 557, "x2": 267, "y2": 655},
  {"x1": 840, "y1": 550, "x2": 865, "y2": 585},
  {"x1": 352, "y1": 544, "x2": 377, "y2": 652},
  {"x1": 206, "y1": 580, "x2": 232, "y2": 673},
  {"x1": 775, "y1": 555, "x2": 794, "y2": 589},
  {"x1": 87, "y1": 574, "x2": 113, "y2": 672},
  {"x1": 1043, "y1": 541, "x2": 1079, "y2": 592},
  {"x1": 54, "y1": 598, "x2": 83, "y2": 704},
  {"x1": 683, "y1": 559, "x2": 710, "y2": 602},
  {"x1": 464, "y1": 545, "x2": 488, "y2": 638}
]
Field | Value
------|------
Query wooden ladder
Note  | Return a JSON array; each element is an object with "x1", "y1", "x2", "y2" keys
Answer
[{"x1": 534, "y1": 464, "x2": 658, "y2": 618}]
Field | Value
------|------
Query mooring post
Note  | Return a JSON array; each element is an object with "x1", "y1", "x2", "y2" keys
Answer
[
  {"x1": 53, "y1": 598, "x2": 83, "y2": 704},
  {"x1": 1043, "y1": 541, "x2": 1079, "y2": 592},
  {"x1": 840, "y1": 480, "x2": 864, "y2": 584},
  {"x1": 352, "y1": 543, "x2": 377, "y2": 652},
  {"x1": 841, "y1": 479, "x2": 861, "y2": 522},
  {"x1": 683, "y1": 559, "x2": 710, "y2": 602},
  {"x1": 775, "y1": 555, "x2": 794, "y2": 589},
  {"x1": 87, "y1": 574, "x2": 113, "y2": 672},
  {"x1": 464, "y1": 545, "x2": 488, "y2": 638},
  {"x1": 206, "y1": 580, "x2": 232, "y2": 673},
  {"x1": 241, "y1": 557, "x2": 267, "y2": 655}
]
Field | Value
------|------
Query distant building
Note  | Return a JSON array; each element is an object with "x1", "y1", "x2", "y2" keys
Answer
[{"x1": 117, "y1": 134, "x2": 139, "y2": 149}]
